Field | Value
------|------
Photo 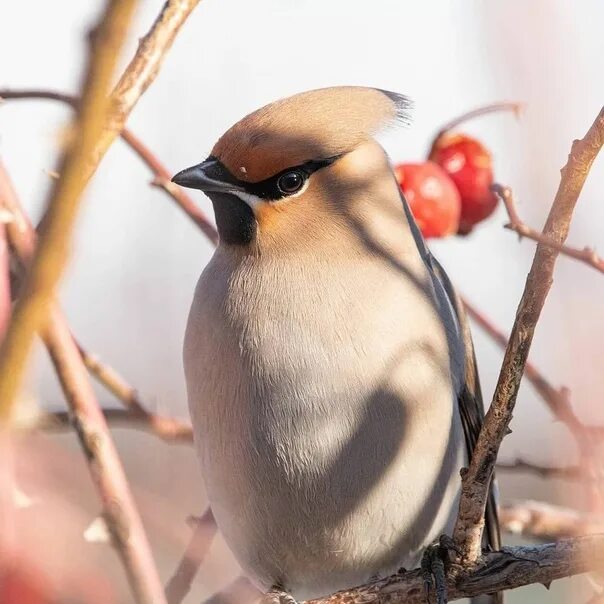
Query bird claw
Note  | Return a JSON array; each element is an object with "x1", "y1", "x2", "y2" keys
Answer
[
  {"x1": 263, "y1": 586, "x2": 298, "y2": 604},
  {"x1": 421, "y1": 535, "x2": 459, "y2": 604}
]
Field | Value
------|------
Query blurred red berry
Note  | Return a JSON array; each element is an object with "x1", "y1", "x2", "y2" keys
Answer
[
  {"x1": 430, "y1": 133, "x2": 498, "y2": 234},
  {"x1": 394, "y1": 161, "x2": 461, "y2": 238},
  {"x1": 0, "y1": 565, "x2": 54, "y2": 604}
]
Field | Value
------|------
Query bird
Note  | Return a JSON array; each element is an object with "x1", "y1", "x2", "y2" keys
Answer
[{"x1": 172, "y1": 86, "x2": 500, "y2": 603}]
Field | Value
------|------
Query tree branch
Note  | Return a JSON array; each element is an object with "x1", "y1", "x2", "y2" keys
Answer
[
  {"x1": 0, "y1": 0, "x2": 205, "y2": 598},
  {"x1": 500, "y1": 501, "x2": 604, "y2": 541},
  {"x1": 453, "y1": 105, "x2": 604, "y2": 562},
  {"x1": 164, "y1": 509, "x2": 218, "y2": 604},
  {"x1": 305, "y1": 535, "x2": 604, "y2": 603},
  {"x1": 496, "y1": 459, "x2": 586, "y2": 481},
  {"x1": 493, "y1": 183, "x2": 604, "y2": 274},
  {"x1": 42, "y1": 407, "x2": 193, "y2": 443},
  {"x1": 1, "y1": 147, "x2": 167, "y2": 603},
  {"x1": 0, "y1": 89, "x2": 218, "y2": 243},
  {"x1": 461, "y1": 296, "x2": 594, "y2": 443},
  {"x1": 0, "y1": 0, "x2": 138, "y2": 419}
]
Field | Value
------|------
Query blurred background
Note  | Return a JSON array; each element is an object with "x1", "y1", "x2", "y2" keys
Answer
[{"x1": 1, "y1": 0, "x2": 603, "y2": 601}]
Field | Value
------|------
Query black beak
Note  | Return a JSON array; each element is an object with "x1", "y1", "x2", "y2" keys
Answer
[{"x1": 171, "y1": 159, "x2": 245, "y2": 194}]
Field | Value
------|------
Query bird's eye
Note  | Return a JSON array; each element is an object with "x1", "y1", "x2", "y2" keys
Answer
[{"x1": 277, "y1": 170, "x2": 305, "y2": 195}]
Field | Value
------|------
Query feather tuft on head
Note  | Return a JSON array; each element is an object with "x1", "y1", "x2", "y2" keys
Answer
[{"x1": 212, "y1": 86, "x2": 412, "y2": 182}]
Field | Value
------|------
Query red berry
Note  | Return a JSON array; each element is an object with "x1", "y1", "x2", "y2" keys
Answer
[
  {"x1": 430, "y1": 133, "x2": 498, "y2": 234},
  {"x1": 0, "y1": 565, "x2": 54, "y2": 604},
  {"x1": 394, "y1": 161, "x2": 461, "y2": 238}
]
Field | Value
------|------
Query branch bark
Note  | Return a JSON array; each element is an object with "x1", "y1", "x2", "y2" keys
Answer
[
  {"x1": 453, "y1": 105, "x2": 604, "y2": 562},
  {"x1": 0, "y1": 0, "x2": 205, "y2": 599},
  {"x1": 165, "y1": 509, "x2": 218, "y2": 604},
  {"x1": 0, "y1": 89, "x2": 218, "y2": 243},
  {"x1": 1, "y1": 152, "x2": 167, "y2": 603},
  {"x1": 0, "y1": 0, "x2": 139, "y2": 419},
  {"x1": 305, "y1": 535, "x2": 604, "y2": 603},
  {"x1": 461, "y1": 296, "x2": 595, "y2": 448},
  {"x1": 493, "y1": 183, "x2": 604, "y2": 274},
  {"x1": 43, "y1": 407, "x2": 193, "y2": 443}
]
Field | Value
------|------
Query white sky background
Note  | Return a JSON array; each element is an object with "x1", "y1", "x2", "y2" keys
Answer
[{"x1": 1, "y1": 0, "x2": 604, "y2": 471}]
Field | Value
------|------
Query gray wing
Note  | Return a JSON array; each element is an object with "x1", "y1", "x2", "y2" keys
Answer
[
  {"x1": 430, "y1": 256, "x2": 501, "y2": 557},
  {"x1": 397, "y1": 188, "x2": 501, "y2": 554}
]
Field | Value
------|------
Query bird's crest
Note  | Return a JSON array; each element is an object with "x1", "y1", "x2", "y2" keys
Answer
[{"x1": 212, "y1": 86, "x2": 411, "y2": 182}]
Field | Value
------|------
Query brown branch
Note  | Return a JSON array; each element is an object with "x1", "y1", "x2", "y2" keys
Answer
[
  {"x1": 43, "y1": 407, "x2": 193, "y2": 443},
  {"x1": 462, "y1": 297, "x2": 597, "y2": 450},
  {"x1": 493, "y1": 183, "x2": 604, "y2": 274},
  {"x1": 76, "y1": 345, "x2": 194, "y2": 441},
  {"x1": 164, "y1": 509, "x2": 218, "y2": 604},
  {"x1": 1, "y1": 154, "x2": 166, "y2": 603},
  {"x1": 304, "y1": 535, "x2": 604, "y2": 603},
  {"x1": 203, "y1": 576, "x2": 261, "y2": 604},
  {"x1": 107, "y1": 0, "x2": 202, "y2": 141},
  {"x1": 0, "y1": 1, "x2": 206, "y2": 596},
  {"x1": 453, "y1": 105, "x2": 604, "y2": 562},
  {"x1": 499, "y1": 501, "x2": 604, "y2": 541},
  {"x1": 496, "y1": 459, "x2": 586, "y2": 481},
  {"x1": 0, "y1": 0, "x2": 139, "y2": 419},
  {"x1": 0, "y1": 89, "x2": 218, "y2": 244},
  {"x1": 122, "y1": 129, "x2": 218, "y2": 243}
]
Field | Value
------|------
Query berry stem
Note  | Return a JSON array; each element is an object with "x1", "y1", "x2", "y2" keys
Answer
[{"x1": 427, "y1": 102, "x2": 523, "y2": 159}]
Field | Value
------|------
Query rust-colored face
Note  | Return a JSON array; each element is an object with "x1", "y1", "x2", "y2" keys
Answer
[{"x1": 171, "y1": 86, "x2": 410, "y2": 247}]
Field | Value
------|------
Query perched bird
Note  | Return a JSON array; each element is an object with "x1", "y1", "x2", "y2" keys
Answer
[{"x1": 173, "y1": 87, "x2": 500, "y2": 602}]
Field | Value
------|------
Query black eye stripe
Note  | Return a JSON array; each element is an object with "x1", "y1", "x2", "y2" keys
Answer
[{"x1": 206, "y1": 155, "x2": 341, "y2": 200}]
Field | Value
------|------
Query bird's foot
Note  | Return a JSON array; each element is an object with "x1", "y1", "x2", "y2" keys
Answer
[
  {"x1": 421, "y1": 534, "x2": 462, "y2": 604},
  {"x1": 262, "y1": 585, "x2": 298, "y2": 604}
]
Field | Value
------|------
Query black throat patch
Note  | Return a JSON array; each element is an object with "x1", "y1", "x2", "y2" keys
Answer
[{"x1": 207, "y1": 192, "x2": 257, "y2": 245}]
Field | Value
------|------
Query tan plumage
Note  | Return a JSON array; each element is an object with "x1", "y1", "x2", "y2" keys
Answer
[
  {"x1": 173, "y1": 87, "x2": 500, "y2": 602},
  {"x1": 213, "y1": 86, "x2": 409, "y2": 182}
]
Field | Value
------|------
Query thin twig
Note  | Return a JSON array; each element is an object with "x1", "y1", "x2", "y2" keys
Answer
[
  {"x1": 107, "y1": 0, "x2": 202, "y2": 141},
  {"x1": 499, "y1": 500, "x2": 604, "y2": 541},
  {"x1": 304, "y1": 535, "x2": 604, "y2": 603},
  {"x1": 0, "y1": 0, "x2": 205, "y2": 597},
  {"x1": 0, "y1": 0, "x2": 138, "y2": 419},
  {"x1": 1, "y1": 148, "x2": 166, "y2": 603},
  {"x1": 43, "y1": 407, "x2": 193, "y2": 443},
  {"x1": 453, "y1": 106, "x2": 604, "y2": 562},
  {"x1": 164, "y1": 509, "x2": 218, "y2": 604},
  {"x1": 496, "y1": 459, "x2": 586, "y2": 481},
  {"x1": 76, "y1": 344, "x2": 194, "y2": 439},
  {"x1": 427, "y1": 102, "x2": 522, "y2": 158},
  {"x1": 462, "y1": 296, "x2": 598, "y2": 456},
  {"x1": 0, "y1": 89, "x2": 218, "y2": 243},
  {"x1": 203, "y1": 576, "x2": 261, "y2": 604},
  {"x1": 493, "y1": 183, "x2": 604, "y2": 274},
  {"x1": 2, "y1": 159, "x2": 195, "y2": 445}
]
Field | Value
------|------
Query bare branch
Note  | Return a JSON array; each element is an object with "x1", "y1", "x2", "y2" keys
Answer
[
  {"x1": 1, "y1": 151, "x2": 166, "y2": 602},
  {"x1": 42, "y1": 407, "x2": 193, "y2": 443},
  {"x1": 500, "y1": 501, "x2": 604, "y2": 541},
  {"x1": 453, "y1": 106, "x2": 604, "y2": 562},
  {"x1": 0, "y1": 89, "x2": 218, "y2": 243},
  {"x1": 462, "y1": 296, "x2": 601, "y2": 468},
  {"x1": 496, "y1": 459, "x2": 586, "y2": 481},
  {"x1": 493, "y1": 183, "x2": 604, "y2": 274},
  {"x1": 107, "y1": 0, "x2": 202, "y2": 138},
  {"x1": 0, "y1": 0, "x2": 205, "y2": 595},
  {"x1": 305, "y1": 535, "x2": 604, "y2": 603},
  {"x1": 0, "y1": 0, "x2": 138, "y2": 419},
  {"x1": 165, "y1": 509, "x2": 218, "y2": 604},
  {"x1": 203, "y1": 576, "x2": 261, "y2": 604}
]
